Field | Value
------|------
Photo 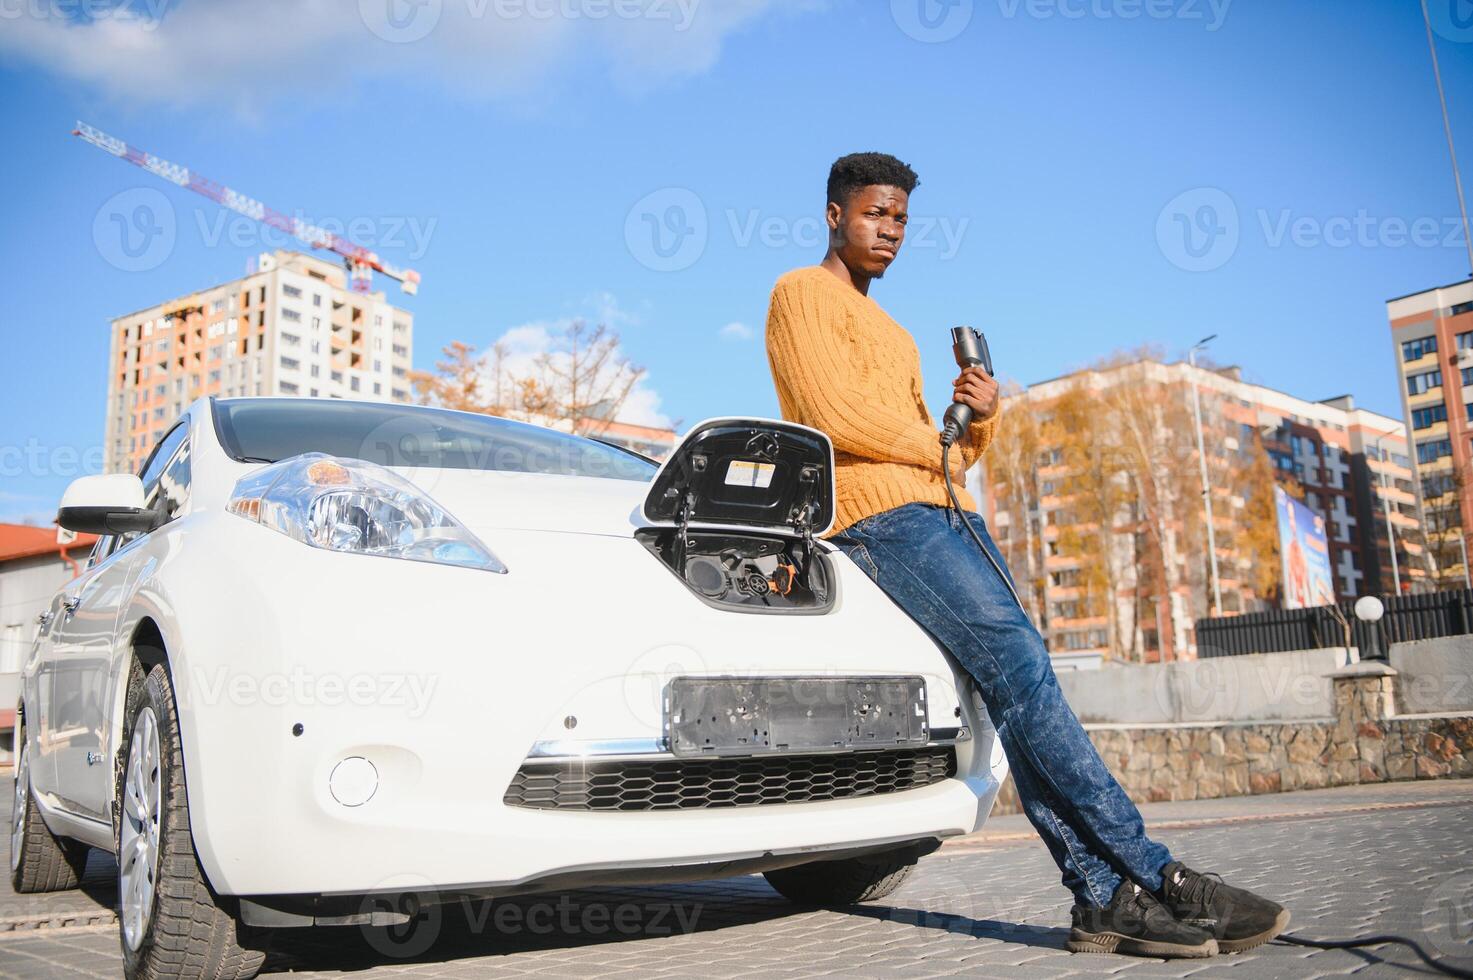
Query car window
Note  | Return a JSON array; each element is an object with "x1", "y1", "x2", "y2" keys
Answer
[
  {"x1": 151, "y1": 439, "x2": 191, "y2": 523},
  {"x1": 212, "y1": 398, "x2": 657, "y2": 483},
  {"x1": 117, "y1": 424, "x2": 189, "y2": 548},
  {"x1": 85, "y1": 536, "x2": 113, "y2": 568}
]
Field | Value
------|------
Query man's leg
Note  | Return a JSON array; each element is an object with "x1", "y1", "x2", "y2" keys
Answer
[{"x1": 833, "y1": 502, "x2": 1172, "y2": 899}]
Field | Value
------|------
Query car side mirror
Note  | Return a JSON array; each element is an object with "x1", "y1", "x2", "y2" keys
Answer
[{"x1": 57, "y1": 474, "x2": 159, "y2": 535}]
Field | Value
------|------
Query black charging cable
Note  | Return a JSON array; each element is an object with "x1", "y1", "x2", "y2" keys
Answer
[
  {"x1": 938, "y1": 435, "x2": 1470, "y2": 979},
  {"x1": 1276, "y1": 934, "x2": 1472, "y2": 977},
  {"x1": 940, "y1": 435, "x2": 1024, "y2": 612}
]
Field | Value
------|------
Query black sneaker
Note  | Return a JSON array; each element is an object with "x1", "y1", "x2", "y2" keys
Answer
[
  {"x1": 1159, "y1": 861, "x2": 1291, "y2": 953},
  {"x1": 1067, "y1": 880, "x2": 1219, "y2": 958}
]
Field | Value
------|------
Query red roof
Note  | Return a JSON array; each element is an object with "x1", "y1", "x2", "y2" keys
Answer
[{"x1": 0, "y1": 523, "x2": 98, "y2": 563}]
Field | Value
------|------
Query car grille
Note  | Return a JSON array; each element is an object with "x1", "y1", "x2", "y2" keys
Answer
[{"x1": 502, "y1": 746, "x2": 957, "y2": 811}]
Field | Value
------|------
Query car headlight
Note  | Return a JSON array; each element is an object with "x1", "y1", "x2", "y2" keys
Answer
[{"x1": 227, "y1": 453, "x2": 507, "y2": 573}]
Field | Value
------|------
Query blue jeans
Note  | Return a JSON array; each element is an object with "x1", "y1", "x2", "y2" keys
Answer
[{"x1": 832, "y1": 502, "x2": 1173, "y2": 907}]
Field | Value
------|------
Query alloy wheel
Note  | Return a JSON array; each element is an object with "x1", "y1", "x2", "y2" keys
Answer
[
  {"x1": 120, "y1": 707, "x2": 161, "y2": 951},
  {"x1": 9, "y1": 743, "x2": 26, "y2": 872}
]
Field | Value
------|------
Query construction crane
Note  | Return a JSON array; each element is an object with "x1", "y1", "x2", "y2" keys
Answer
[{"x1": 72, "y1": 121, "x2": 421, "y2": 296}]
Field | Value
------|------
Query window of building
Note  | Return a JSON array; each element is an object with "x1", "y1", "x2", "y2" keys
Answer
[
  {"x1": 282, "y1": 333, "x2": 301, "y2": 347},
  {"x1": 392, "y1": 344, "x2": 408, "y2": 358},
  {"x1": 1402, "y1": 336, "x2": 1438, "y2": 361},
  {"x1": 280, "y1": 381, "x2": 300, "y2": 395},
  {"x1": 331, "y1": 370, "x2": 343, "y2": 383},
  {"x1": 1407, "y1": 369, "x2": 1443, "y2": 396},
  {"x1": 310, "y1": 364, "x2": 320, "y2": 378},
  {"x1": 280, "y1": 356, "x2": 300, "y2": 372},
  {"x1": 1413, "y1": 404, "x2": 1449, "y2": 429},
  {"x1": 312, "y1": 293, "x2": 322, "y2": 307},
  {"x1": 1451, "y1": 301, "x2": 1473, "y2": 317},
  {"x1": 283, "y1": 284, "x2": 302, "y2": 299},
  {"x1": 1417, "y1": 438, "x2": 1453, "y2": 465},
  {"x1": 373, "y1": 382, "x2": 382, "y2": 395},
  {"x1": 350, "y1": 376, "x2": 361, "y2": 392},
  {"x1": 1457, "y1": 331, "x2": 1473, "y2": 351},
  {"x1": 281, "y1": 308, "x2": 301, "y2": 323}
]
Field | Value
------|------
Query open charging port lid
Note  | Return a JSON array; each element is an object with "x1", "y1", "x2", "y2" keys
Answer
[{"x1": 641, "y1": 417, "x2": 836, "y2": 538}]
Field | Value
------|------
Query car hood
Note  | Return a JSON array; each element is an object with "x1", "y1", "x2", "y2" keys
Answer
[{"x1": 390, "y1": 467, "x2": 651, "y2": 538}]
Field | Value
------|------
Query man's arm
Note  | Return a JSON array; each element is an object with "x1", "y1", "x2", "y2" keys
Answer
[
  {"x1": 960, "y1": 409, "x2": 1001, "y2": 468},
  {"x1": 766, "y1": 276, "x2": 944, "y2": 471}
]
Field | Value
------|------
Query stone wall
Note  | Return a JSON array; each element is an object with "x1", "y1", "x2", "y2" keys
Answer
[{"x1": 992, "y1": 662, "x2": 1473, "y2": 816}]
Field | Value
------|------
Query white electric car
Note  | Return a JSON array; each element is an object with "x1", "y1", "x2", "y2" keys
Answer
[{"x1": 11, "y1": 397, "x2": 1005, "y2": 979}]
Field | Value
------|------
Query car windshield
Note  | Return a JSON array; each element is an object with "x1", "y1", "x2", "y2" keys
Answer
[{"x1": 212, "y1": 399, "x2": 658, "y2": 482}]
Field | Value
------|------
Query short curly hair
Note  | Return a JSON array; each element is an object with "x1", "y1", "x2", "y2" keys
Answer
[{"x1": 826, "y1": 152, "x2": 919, "y2": 207}]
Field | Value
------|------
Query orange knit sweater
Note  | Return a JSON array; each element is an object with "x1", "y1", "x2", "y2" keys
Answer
[{"x1": 765, "y1": 266, "x2": 1000, "y2": 537}]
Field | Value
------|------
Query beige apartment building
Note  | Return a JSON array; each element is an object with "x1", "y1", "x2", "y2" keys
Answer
[
  {"x1": 104, "y1": 251, "x2": 414, "y2": 474},
  {"x1": 1387, "y1": 278, "x2": 1473, "y2": 589},
  {"x1": 978, "y1": 358, "x2": 1420, "y2": 669}
]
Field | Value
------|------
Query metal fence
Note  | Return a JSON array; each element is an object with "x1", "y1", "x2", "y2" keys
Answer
[{"x1": 1195, "y1": 590, "x2": 1473, "y2": 659}]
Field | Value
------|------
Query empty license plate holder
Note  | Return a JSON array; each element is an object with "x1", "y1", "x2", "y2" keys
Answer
[{"x1": 667, "y1": 676, "x2": 929, "y2": 756}]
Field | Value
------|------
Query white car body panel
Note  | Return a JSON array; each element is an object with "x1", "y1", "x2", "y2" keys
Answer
[{"x1": 21, "y1": 399, "x2": 1006, "y2": 902}]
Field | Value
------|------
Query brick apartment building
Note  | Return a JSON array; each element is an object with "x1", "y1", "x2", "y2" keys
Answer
[
  {"x1": 104, "y1": 250, "x2": 414, "y2": 474},
  {"x1": 1387, "y1": 277, "x2": 1473, "y2": 588},
  {"x1": 978, "y1": 358, "x2": 1419, "y2": 669}
]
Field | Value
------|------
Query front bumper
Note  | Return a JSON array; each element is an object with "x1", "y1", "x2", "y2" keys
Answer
[{"x1": 157, "y1": 520, "x2": 1006, "y2": 897}]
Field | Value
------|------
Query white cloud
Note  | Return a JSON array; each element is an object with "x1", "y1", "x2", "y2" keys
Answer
[
  {"x1": 0, "y1": 0, "x2": 798, "y2": 115},
  {"x1": 718, "y1": 320, "x2": 753, "y2": 341},
  {"x1": 477, "y1": 294, "x2": 671, "y2": 427}
]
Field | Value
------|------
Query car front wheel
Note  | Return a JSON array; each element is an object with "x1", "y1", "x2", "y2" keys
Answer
[
  {"x1": 762, "y1": 848, "x2": 919, "y2": 906},
  {"x1": 10, "y1": 730, "x2": 90, "y2": 893},
  {"x1": 119, "y1": 663, "x2": 268, "y2": 980}
]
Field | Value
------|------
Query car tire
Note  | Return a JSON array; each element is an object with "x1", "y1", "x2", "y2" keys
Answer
[
  {"x1": 10, "y1": 726, "x2": 91, "y2": 894},
  {"x1": 762, "y1": 849, "x2": 918, "y2": 906},
  {"x1": 118, "y1": 663, "x2": 269, "y2": 980}
]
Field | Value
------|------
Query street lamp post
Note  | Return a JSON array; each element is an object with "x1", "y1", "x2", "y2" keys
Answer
[
  {"x1": 1188, "y1": 336, "x2": 1223, "y2": 617},
  {"x1": 1373, "y1": 435, "x2": 1401, "y2": 595}
]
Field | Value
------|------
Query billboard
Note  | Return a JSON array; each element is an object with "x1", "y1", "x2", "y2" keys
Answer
[{"x1": 1275, "y1": 486, "x2": 1335, "y2": 609}]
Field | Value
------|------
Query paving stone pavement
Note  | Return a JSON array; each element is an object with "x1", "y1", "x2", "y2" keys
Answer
[{"x1": 2, "y1": 779, "x2": 1471, "y2": 979}]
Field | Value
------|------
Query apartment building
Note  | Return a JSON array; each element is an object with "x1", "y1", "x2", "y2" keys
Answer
[
  {"x1": 979, "y1": 358, "x2": 1419, "y2": 668},
  {"x1": 104, "y1": 251, "x2": 414, "y2": 474},
  {"x1": 1387, "y1": 278, "x2": 1473, "y2": 588}
]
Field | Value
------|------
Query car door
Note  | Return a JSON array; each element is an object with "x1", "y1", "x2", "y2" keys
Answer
[
  {"x1": 46, "y1": 423, "x2": 190, "y2": 822},
  {"x1": 22, "y1": 575, "x2": 84, "y2": 804}
]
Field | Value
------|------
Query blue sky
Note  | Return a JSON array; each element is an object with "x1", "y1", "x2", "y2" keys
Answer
[{"x1": 1, "y1": 0, "x2": 1471, "y2": 521}]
